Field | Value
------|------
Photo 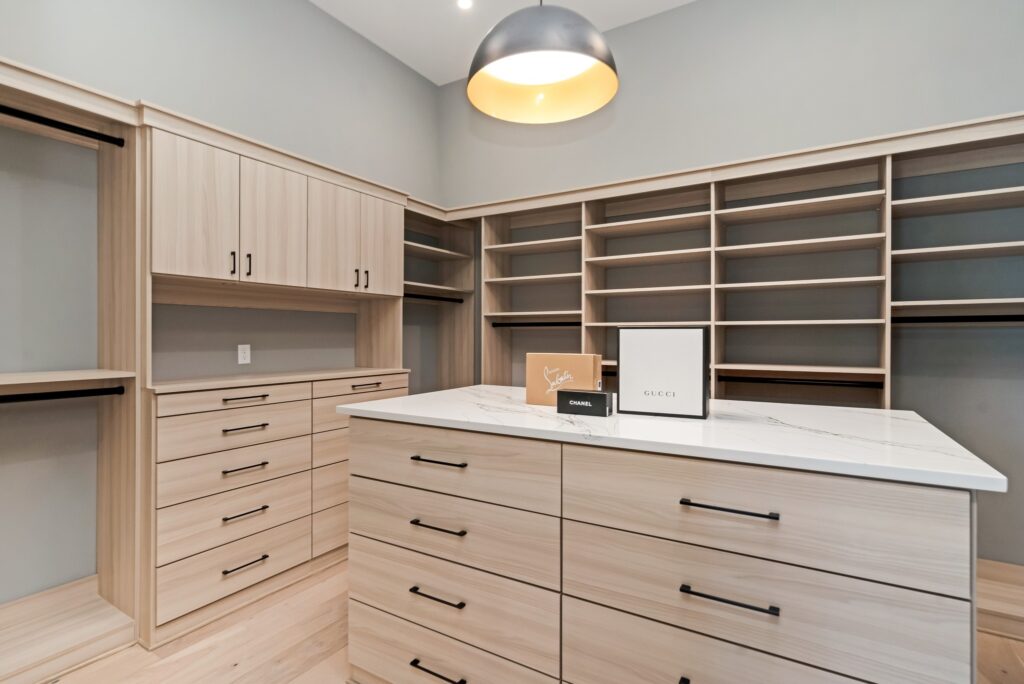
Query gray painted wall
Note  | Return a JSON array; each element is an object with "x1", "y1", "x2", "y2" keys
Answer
[{"x1": 0, "y1": 0, "x2": 441, "y2": 201}]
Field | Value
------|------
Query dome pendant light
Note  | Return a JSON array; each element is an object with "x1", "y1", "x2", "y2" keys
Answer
[{"x1": 466, "y1": 1, "x2": 619, "y2": 124}]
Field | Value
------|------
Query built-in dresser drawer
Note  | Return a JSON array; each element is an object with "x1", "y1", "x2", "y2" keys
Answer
[
  {"x1": 351, "y1": 420, "x2": 561, "y2": 515},
  {"x1": 157, "y1": 400, "x2": 312, "y2": 462},
  {"x1": 156, "y1": 471, "x2": 312, "y2": 567},
  {"x1": 156, "y1": 517, "x2": 311, "y2": 625},
  {"x1": 350, "y1": 535, "x2": 560, "y2": 676},
  {"x1": 156, "y1": 435, "x2": 311, "y2": 508},
  {"x1": 156, "y1": 382, "x2": 311, "y2": 417},
  {"x1": 313, "y1": 461, "x2": 348, "y2": 512},
  {"x1": 312, "y1": 428, "x2": 349, "y2": 468},
  {"x1": 350, "y1": 601, "x2": 556, "y2": 684},
  {"x1": 313, "y1": 373, "x2": 408, "y2": 398},
  {"x1": 562, "y1": 444, "x2": 972, "y2": 597},
  {"x1": 313, "y1": 388, "x2": 408, "y2": 433},
  {"x1": 563, "y1": 520, "x2": 971, "y2": 683},
  {"x1": 351, "y1": 477, "x2": 560, "y2": 590},
  {"x1": 562, "y1": 597, "x2": 852, "y2": 684},
  {"x1": 312, "y1": 503, "x2": 348, "y2": 557}
]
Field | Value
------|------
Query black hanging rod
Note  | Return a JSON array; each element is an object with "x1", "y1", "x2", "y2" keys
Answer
[
  {"x1": 404, "y1": 292, "x2": 464, "y2": 304},
  {"x1": 0, "y1": 103, "x2": 125, "y2": 147},
  {"x1": 491, "y1": 321, "x2": 582, "y2": 328},
  {"x1": 719, "y1": 376, "x2": 883, "y2": 390},
  {"x1": 0, "y1": 385, "x2": 126, "y2": 404},
  {"x1": 893, "y1": 314, "x2": 1024, "y2": 324}
]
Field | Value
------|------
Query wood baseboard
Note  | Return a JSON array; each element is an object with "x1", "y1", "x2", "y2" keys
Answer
[{"x1": 978, "y1": 559, "x2": 1024, "y2": 641}]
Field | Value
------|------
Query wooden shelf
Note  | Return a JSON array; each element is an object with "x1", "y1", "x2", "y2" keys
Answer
[
  {"x1": 485, "y1": 272, "x2": 581, "y2": 285},
  {"x1": 484, "y1": 236, "x2": 582, "y2": 255},
  {"x1": 891, "y1": 185, "x2": 1024, "y2": 218},
  {"x1": 586, "y1": 248, "x2": 711, "y2": 267},
  {"x1": 715, "y1": 363, "x2": 887, "y2": 376},
  {"x1": 0, "y1": 369, "x2": 135, "y2": 397},
  {"x1": 716, "y1": 233, "x2": 885, "y2": 258},
  {"x1": 715, "y1": 275, "x2": 885, "y2": 292},
  {"x1": 891, "y1": 240, "x2": 1024, "y2": 262},
  {"x1": 585, "y1": 211, "x2": 711, "y2": 237},
  {"x1": 716, "y1": 189, "x2": 885, "y2": 224},
  {"x1": 403, "y1": 281, "x2": 473, "y2": 297},
  {"x1": 586, "y1": 285, "x2": 712, "y2": 297},
  {"x1": 403, "y1": 241, "x2": 471, "y2": 261},
  {"x1": 484, "y1": 310, "x2": 582, "y2": 319},
  {"x1": 716, "y1": 319, "x2": 885, "y2": 326},
  {"x1": 585, "y1": 321, "x2": 711, "y2": 327},
  {"x1": 151, "y1": 367, "x2": 407, "y2": 394},
  {"x1": 891, "y1": 298, "x2": 1024, "y2": 316}
]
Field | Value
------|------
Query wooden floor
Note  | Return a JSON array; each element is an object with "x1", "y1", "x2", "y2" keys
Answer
[{"x1": 50, "y1": 559, "x2": 1024, "y2": 683}]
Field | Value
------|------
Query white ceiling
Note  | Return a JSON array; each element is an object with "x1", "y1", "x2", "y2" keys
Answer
[{"x1": 310, "y1": 0, "x2": 698, "y2": 86}]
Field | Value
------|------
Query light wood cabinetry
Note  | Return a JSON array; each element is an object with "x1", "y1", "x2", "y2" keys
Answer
[
  {"x1": 307, "y1": 178, "x2": 362, "y2": 292},
  {"x1": 312, "y1": 503, "x2": 349, "y2": 558},
  {"x1": 360, "y1": 194, "x2": 404, "y2": 296},
  {"x1": 240, "y1": 157, "x2": 308, "y2": 287}
]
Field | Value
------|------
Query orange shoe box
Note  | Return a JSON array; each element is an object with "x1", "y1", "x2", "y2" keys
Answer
[{"x1": 525, "y1": 353, "x2": 603, "y2": 406}]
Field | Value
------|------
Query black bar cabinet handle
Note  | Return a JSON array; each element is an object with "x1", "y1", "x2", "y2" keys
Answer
[
  {"x1": 221, "y1": 460, "x2": 269, "y2": 475},
  {"x1": 410, "y1": 518, "x2": 468, "y2": 537},
  {"x1": 222, "y1": 553, "x2": 269, "y2": 576},
  {"x1": 409, "y1": 585, "x2": 466, "y2": 609},
  {"x1": 222, "y1": 504, "x2": 270, "y2": 522},
  {"x1": 222, "y1": 393, "x2": 270, "y2": 404},
  {"x1": 364, "y1": 269, "x2": 369, "y2": 289},
  {"x1": 411, "y1": 455, "x2": 468, "y2": 469},
  {"x1": 679, "y1": 497, "x2": 780, "y2": 521},
  {"x1": 222, "y1": 422, "x2": 270, "y2": 434},
  {"x1": 230, "y1": 251, "x2": 237, "y2": 275},
  {"x1": 680, "y1": 678, "x2": 691, "y2": 684},
  {"x1": 354, "y1": 268, "x2": 360, "y2": 287},
  {"x1": 352, "y1": 381, "x2": 382, "y2": 390},
  {"x1": 679, "y1": 583, "x2": 781, "y2": 616},
  {"x1": 409, "y1": 659, "x2": 466, "y2": 684},
  {"x1": 246, "y1": 253, "x2": 253, "y2": 276}
]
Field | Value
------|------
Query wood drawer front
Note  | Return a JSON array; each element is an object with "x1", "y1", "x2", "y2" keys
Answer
[
  {"x1": 313, "y1": 462, "x2": 349, "y2": 512},
  {"x1": 564, "y1": 521, "x2": 971, "y2": 683},
  {"x1": 157, "y1": 400, "x2": 312, "y2": 462},
  {"x1": 351, "y1": 477, "x2": 560, "y2": 590},
  {"x1": 156, "y1": 435, "x2": 311, "y2": 508},
  {"x1": 312, "y1": 428, "x2": 349, "y2": 468},
  {"x1": 562, "y1": 597, "x2": 851, "y2": 684},
  {"x1": 351, "y1": 419, "x2": 561, "y2": 515},
  {"x1": 350, "y1": 600, "x2": 555, "y2": 684},
  {"x1": 350, "y1": 535, "x2": 560, "y2": 676},
  {"x1": 156, "y1": 382, "x2": 311, "y2": 418},
  {"x1": 156, "y1": 517, "x2": 311, "y2": 625},
  {"x1": 313, "y1": 373, "x2": 408, "y2": 398},
  {"x1": 563, "y1": 444, "x2": 971, "y2": 597},
  {"x1": 313, "y1": 388, "x2": 408, "y2": 433},
  {"x1": 312, "y1": 503, "x2": 348, "y2": 557},
  {"x1": 156, "y1": 471, "x2": 312, "y2": 567}
]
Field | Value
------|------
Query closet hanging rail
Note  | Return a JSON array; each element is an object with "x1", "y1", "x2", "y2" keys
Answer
[
  {"x1": 719, "y1": 376, "x2": 883, "y2": 389},
  {"x1": 404, "y1": 292, "x2": 464, "y2": 304},
  {"x1": 0, "y1": 103, "x2": 125, "y2": 147},
  {"x1": 490, "y1": 321, "x2": 582, "y2": 328},
  {"x1": 893, "y1": 314, "x2": 1024, "y2": 324},
  {"x1": 0, "y1": 385, "x2": 126, "y2": 404}
]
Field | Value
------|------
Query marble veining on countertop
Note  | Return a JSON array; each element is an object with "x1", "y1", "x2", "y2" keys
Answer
[{"x1": 337, "y1": 385, "x2": 1007, "y2": 491}]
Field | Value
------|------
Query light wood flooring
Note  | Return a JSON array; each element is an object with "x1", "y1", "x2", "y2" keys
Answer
[{"x1": 48, "y1": 559, "x2": 1024, "y2": 683}]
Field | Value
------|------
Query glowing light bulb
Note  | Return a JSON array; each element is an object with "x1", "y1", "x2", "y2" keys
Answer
[
  {"x1": 457, "y1": 0, "x2": 472, "y2": 9},
  {"x1": 482, "y1": 51, "x2": 598, "y2": 86}
]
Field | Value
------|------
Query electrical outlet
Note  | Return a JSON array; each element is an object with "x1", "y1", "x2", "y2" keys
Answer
[{"x1": 237, "y1": 344, "x2": 251, "y2": 365}]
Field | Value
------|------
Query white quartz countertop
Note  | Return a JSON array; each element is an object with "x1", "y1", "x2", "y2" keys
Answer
[{"x1": 337, "y1": 385, "x2": 1007, "y2": 492}]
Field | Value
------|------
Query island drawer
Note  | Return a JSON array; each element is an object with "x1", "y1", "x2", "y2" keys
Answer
[
  {"x1": 350, "y1": 535, "x2": 560, "y2": 676},
  {"x1": 563, "y1": 520, "x2": 971, "y2": 683},
  {"x1": 562, "y1": 444, "x2": 971, "y2": 597},
  {"x1": 313, "y1": 461, "x2": 349, "y2": 512},
  {"x1": 313, "y1": 372, "x2": 408, "y2": 398},
  {"x1": 157, "y1": 400, "x2": 312, "y2": 462},
  {"x1": 156, "y1": 516, "x2": 311, "y2": 625},
  {"x1": 350, "y1": 420, "x2": 561, "y2": 515},
  {"x1": 156, "y1": 382, "x2": 311, "y2": 418},
  {"x1": 156, "y1": 471, "x2": 312, "y2": 566},
  {"x1": 351, "y1": 477, "x2": 561, "y2": 590},
  {"x1": 312, "y1": 503, "x2": 348, "y2": 557},
  {"x1": 313, "y1": 388, "x2": 408, "y2": 432},
  {"x1": 350, "y1": 600, "x2": 556, "y2": 684},
  {"x1": 562, "y1": 596, "x2": 853, "y2": 684},
  {"x1": 312, "y1": 428, "x2": 349, "y2": 468},
  {"x1": 156, "y1": 435, "x2": 311, "y2": 508}
]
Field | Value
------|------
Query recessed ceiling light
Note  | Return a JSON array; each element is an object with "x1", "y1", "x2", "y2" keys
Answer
[{"x1": 457, "y1": 0, "x2": 473, "y2": 9}]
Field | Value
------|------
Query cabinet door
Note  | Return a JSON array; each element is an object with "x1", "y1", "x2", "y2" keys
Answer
[
  {"x1": 240, "y1": 158, "x2": 307, "y2": 287},
  {"x1": 151, "y1": 129, "x2": 240, "y2": 280},
  {"x1": 359, "y1": 195, "x2": 404, "y2": 296},
  {"x1": 307, "y1": 178, "x2": 362, "y2": 292}
]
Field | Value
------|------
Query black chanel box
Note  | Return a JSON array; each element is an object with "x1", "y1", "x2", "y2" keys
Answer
[{"x1": 557, "y1": 389, "x2": 613, "y2": 417}]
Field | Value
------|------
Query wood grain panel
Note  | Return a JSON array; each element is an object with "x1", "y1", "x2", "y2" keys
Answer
[
  {"x1": 359, "y1": 194, "x2": 404, "y2": 296},
  {"x1": 313, "y1": 462, "x2": 349, "y2": 513},
  {"x1": 156, "y1": 381, "x2": 311, "y2": 417},
  {"x1": 312, "y1": 373, "x2": 408, "y2": 398},
  {"x1": 313, "y1": 388, "x2": 408, "y2": 433},
  {"x1": 239, "y1": 157, "x2": 308, "y2": 287},
  {"x1": 157, "y1": 400, "x2": 311, "y2": 462},
  {"x1": 307, "y1": 178, "x2": 361, "y2": 293},
  {"x1": 312, "y1": 503, "x2": 349, "y2": 557},
  {"x1": 312, "y1": 428, "x2": 349, "y2": 469}
]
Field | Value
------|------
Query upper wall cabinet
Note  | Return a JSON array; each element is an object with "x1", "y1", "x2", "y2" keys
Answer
[
  {"x1": 360, "y1": 194, "x2": 404, "y2": 296},
  {"x1": 240, "y1": 158, "x2": 308, "y2": 287},
  {"x1": 151, "y1": 129, "x2": 240, "y2": 280}
]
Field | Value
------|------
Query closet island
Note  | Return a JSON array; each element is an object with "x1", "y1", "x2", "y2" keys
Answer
[{"x1": 340, "y1": 385, "x2": 1005, "y2": 684}]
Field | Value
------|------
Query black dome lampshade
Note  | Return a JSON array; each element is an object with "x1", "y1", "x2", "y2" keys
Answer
[{"x1": 466, "y1": 2, "x2": 619, "y2": 124}]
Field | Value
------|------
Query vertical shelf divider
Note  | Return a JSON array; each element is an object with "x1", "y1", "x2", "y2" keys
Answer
[
  {"x1": 881, "y1": 156, "x2": 894, "y2": 408},
  {"x1": 710, "y1": 181, "x2": 722, "y2": 399}
]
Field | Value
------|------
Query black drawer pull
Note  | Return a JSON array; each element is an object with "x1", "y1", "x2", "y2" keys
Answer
[
  {"x1": 351, "y1": 381, "x2": 382, "y2": 390},
  {"x1": 222, "y1": 393, "x2": 270, "y2": 404},
  {"x1": 222, "y1": 422, "x2": 270, "y2": 434},
  {"x1": 409, "y1": 585, "x2": 466, "y2": 609},
  {"x1": 222, "y1": 553, "x2": 269, "y2": 576},
  {"x1": 679, "y1": 497, "x2": 780, "y2": 521},
  {"x1": 364, "y1": 269, "x2": 369, "y2": 289},
  {"x1": 409, "y1": 659, "x2": 466, "y2": 684},
  {"x1": 221, "y1": 460, "x2": 269, "y2": 475},
  {"x1": 679, "y1": 583, "x2": 781, "y2": 616},
  {"x1": 679, "y1": 678, "x2": 691, "y2": 684},
  {"x1": 410, "y1": 518, "x2": 467, "y2": 537},
  {"x1": 222, "y1": 504, "x2": 270, "y2": 522},
  {"x1": 411, "y1": 455, "x2": 468, "y2": 469},
  {"x1": 354, "y1": 268, "x2": 360, "y2": 288},
  {"x1": 230, "y1": 251, "x2": 237, "y2": 275}
]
